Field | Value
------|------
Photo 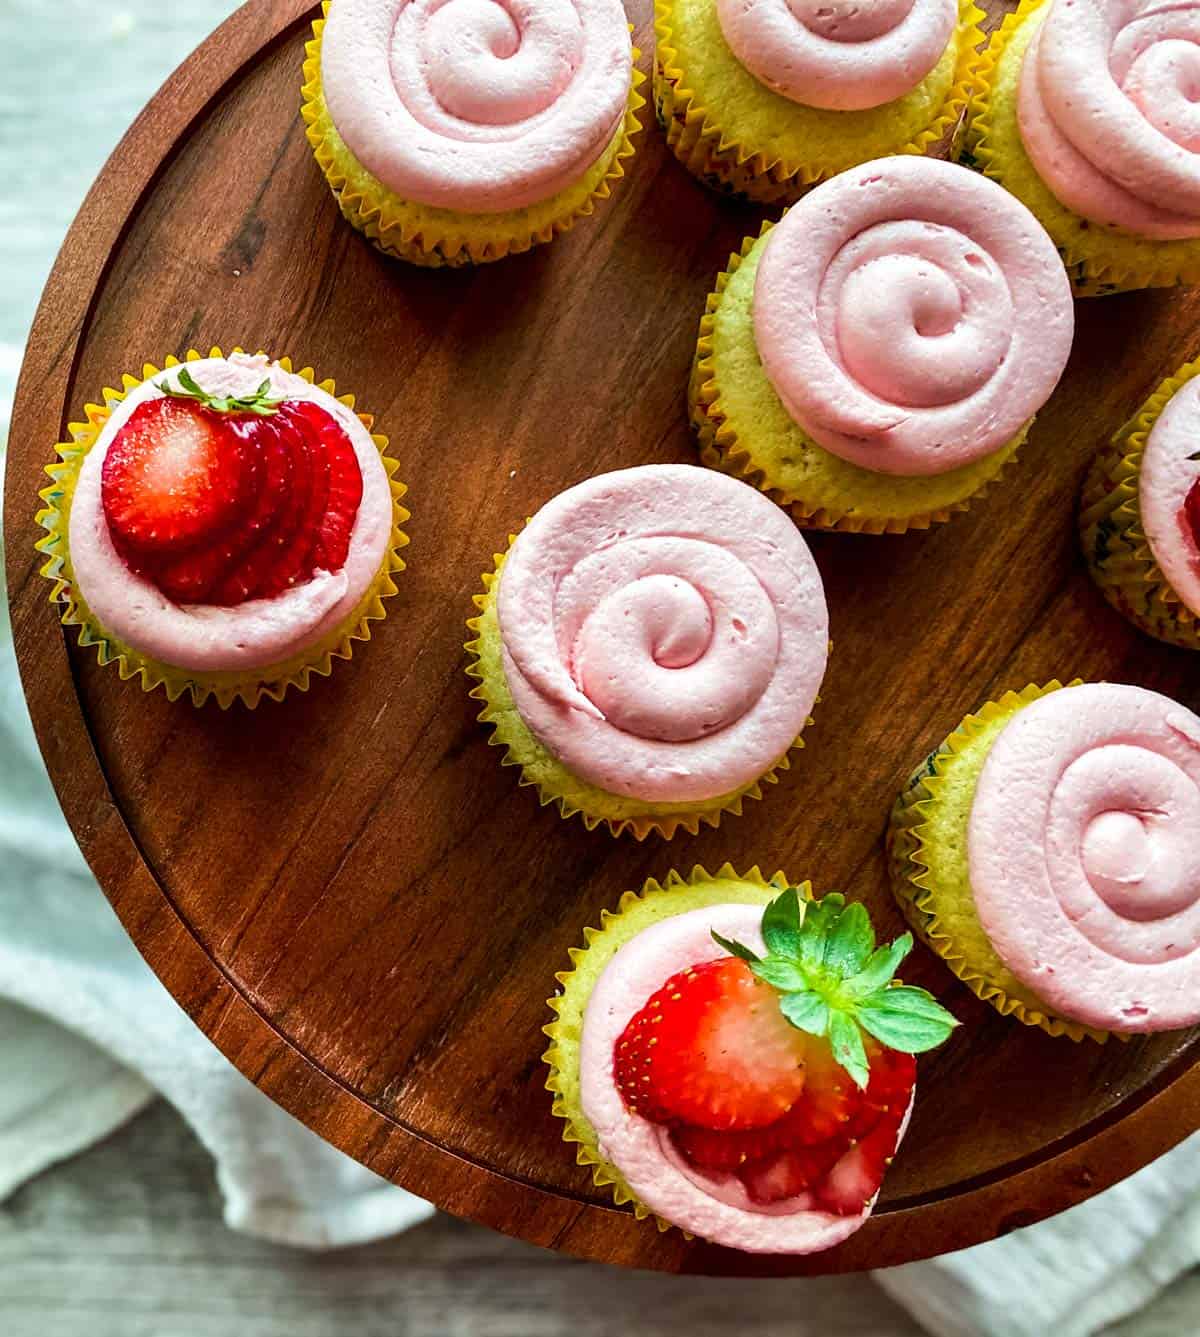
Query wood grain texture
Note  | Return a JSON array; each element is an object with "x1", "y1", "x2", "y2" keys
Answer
[{"x1": 5, "y1": 0, "x2": 1200, "y2": 1276}]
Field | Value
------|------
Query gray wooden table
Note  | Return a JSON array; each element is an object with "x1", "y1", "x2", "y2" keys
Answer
[{"x1": 2, "y1": 1103, "x2": 1196, "y2": 1337}]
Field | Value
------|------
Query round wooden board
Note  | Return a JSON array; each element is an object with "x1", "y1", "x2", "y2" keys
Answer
[{"x1": 7, "y1": 0, "x2": 1200, "y2": 1276}]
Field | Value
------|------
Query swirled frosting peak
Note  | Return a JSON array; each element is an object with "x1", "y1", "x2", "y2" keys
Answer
[
  {"x1": 496, "y1": 466, "x2": 829, "y2": 802},
  {"x1": 969, "y1": 683, "x2": 1200, "y2": 1032},
  {"x1": 753, "y1": 157, "x2": 1074, "y2": 477},
  {"x1": 716, "y1": 0, "x2": 957, "y2": 111},
  {"x1": 321, "y1": 0, "x2": 633, "y2": 213},
  {"x1": 1018, "y1": 0, "x2": 1200, "y2": 239}
]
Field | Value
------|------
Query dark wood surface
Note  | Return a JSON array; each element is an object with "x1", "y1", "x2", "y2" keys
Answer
[{"x1": 6, "y1": 0, "x2": 1200, "y2": 1276}]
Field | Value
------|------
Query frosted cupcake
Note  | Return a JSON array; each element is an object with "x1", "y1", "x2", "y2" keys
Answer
[
  {"x1": 1081, "y1": 360, "x2": 1200, "y2": 650},
  {"x1": 655, "y1": 0, "x2": 985, "y2": 205},
  {"x1": 544, "y1": 867, "x2": 958, "y2": 1252},
  {"x1": 691, "y1": 155, "x2": 1074, "y2": 533},
  {"x1": 967, "y1": 0, "x2": 1200, "y2": 295},
  {"x1": 303, "y1": 0, "x2": 644, "y2": 267},
  {"x1": 889, "y1": 682, "x2": 1200, "y2": 1040},
  {"x1": 36, "y1": 351, "x2": 407, "y2": 708},
  {"x1": 466, "y1": 465, "x2": 829, "y2": 838}
]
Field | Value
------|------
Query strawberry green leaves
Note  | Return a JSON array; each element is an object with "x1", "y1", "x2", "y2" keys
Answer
[
  {"x1": 157, "y1": 367, "x2": 284, "y2": 417},
  {"x1": 712, "y1": 890, "x2": 958, "y2": 1091}
]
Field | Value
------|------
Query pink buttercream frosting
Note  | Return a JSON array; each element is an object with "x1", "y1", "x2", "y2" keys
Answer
[
  {"x1": 968, "y1": 683, "x2": 1200, "y2": 1033},
  {"x1": 1017, "y1": 1, "x2": 1200, "y2": 240},
  {"x1": 717, "y1": 0, "x2": 957, "y2": 111},
  {"x1": 752, "y1": 156, "x2": 1074, "y2": 477},
  {"x1": 1139, "y1": 376, "x2": 1200, "y2": 618},
  {"x1": 496, "y1": 465, "x2": 829, "y2": 803},
  {"x1": 68, "y1": 354, "x2": 394, "y2": 674},
  {"x1": 579, "y1": 902, "x2": 902, "y2": 1252},
  {"x1": 320, "y1": 0, "x2": 632, "y2": 213}
]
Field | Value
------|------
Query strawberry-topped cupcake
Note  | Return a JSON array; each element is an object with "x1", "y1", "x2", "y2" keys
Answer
[
  {"x1": 545, "y1": 867, "x2": 957, "y2": 1252},
  {"x1": 1081, "y1": 359, "x2": 1200, "y2": 650},
  {"x1": 36, "y1": 350, "x2": 408, "y2": 707}
]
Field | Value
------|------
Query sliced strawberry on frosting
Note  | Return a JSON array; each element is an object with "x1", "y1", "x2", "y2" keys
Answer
[
  {"x1": 102, "y1": 397, "x2": 247, "y2": 556},
  {"x1": 614, "y1": 957, "x2": 809, "y2": 1131},
  {"x1": 102, "y1": 366, "x2": 365, "y2": 609},
  {"x1": 613, "y1": 888, "x2": 957, "y2": 1217},
  {"x1": 1186, "y1": 477, "x2": 1200, "y2": 550}
]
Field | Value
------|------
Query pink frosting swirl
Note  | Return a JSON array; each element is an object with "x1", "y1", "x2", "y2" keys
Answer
[
  {"x1": 496, "y1": 466, "x2": 829, "y2": 803},
  {"x1": 969, "y1": 684, "x2": 1200, "y2": 1033},
  {"x1": 320, "y1": 0, "x2": 632, "y2": 213},
  {"x1": 716, "y1": 0, "x2": 957, "y2": 110},
  {"x1": 1140, "y1": 376, "x2": 1200, "y2": 617},
  {"x1": 1018, "y1": 0, "x2": 1200, "y2": 239},
  {"x1": 752, "y1": 157, "x2": 1074, "y2": 477}
]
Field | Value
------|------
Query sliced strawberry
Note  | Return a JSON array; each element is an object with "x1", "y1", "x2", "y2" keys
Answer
[
  {"x1": 102, "y1": 398, "x2": 246, "y2": 555},
  {"x1": 813, "y1": 1104, "x2": 906, "y2": 1218},
  {"x1": 614, "y1": 958, "x2": 809, "y2": 1132},
  {"x1": 737, "y1": 1139, "x2": 850, "y2": 1206},
  {"x1": 291, "y1": 401, "x2": 363, "y2": 572},
  {"x1": 847, "y1": 1045, "x2": 916, "y2": 1141},
  {"x1": 252, "y1": 401, "x2": 330, "y2": 599},
  {"x1": 1186, "y1": 477, "x2": 1200, "y2": 550}
]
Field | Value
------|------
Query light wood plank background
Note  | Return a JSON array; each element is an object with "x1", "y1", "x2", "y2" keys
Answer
[{"x1": 1, "y1": 1103, "x2": 1196, "y2": 1336}]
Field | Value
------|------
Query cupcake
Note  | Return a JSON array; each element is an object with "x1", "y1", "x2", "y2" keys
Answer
[
  {"x1": 466, "y1": 465, "x2": 829, "y2": 838},
  {"x1": 690, "y1": 155, "x2": 1074, "y2": 533},
  {"x1": 889, "y1": 681, "x2": 1200, "y2": 1040},
  {"x1": 655, "y1": 0, "x2": 985, "y2": 205},
  {"x1": 302, "y1": 0, "x2": 644, "y2": 268},
  {"x1": 1081, "y1": 360, "x2": 1200, "y2": 651},
  {"x1": 36, "y1": 350, "x2": 407, "y2": 708},
  {"x1": 544, "y1": 867, "x2": 958, "y2": 1252},
  {"x1": 967, "y1": 0, "x2": 1200, "y2": 296}
]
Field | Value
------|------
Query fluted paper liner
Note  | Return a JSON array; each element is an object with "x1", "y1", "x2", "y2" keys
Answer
[
  {"x1": 35, "y1": 347, "x2": 409, "y2": 709},
  {"x1": 465, "y1": 542, "x2": 812, "y2": 839},
  {"x1": 542, "y1": 863, "x2": 791, "y2": 1230},
  {"x1": 654, "y1": 0, "x2": 985, "y2": 206},
  {"x1": 965, "y1": 0, "x2": 1200, "y2": 297},
  {"x1": 690, "y1": 226, "x2": 1027, "y2": 534},
  {"x1": 886, "y1": 681, "x2": 1114, "y2": 1044},
  {"x1": 1080, "y1": 359, "x2": 1200, "y2": 651},
  {"x1": 302, "y1": 3, "x2": 645, "y2": 268}
]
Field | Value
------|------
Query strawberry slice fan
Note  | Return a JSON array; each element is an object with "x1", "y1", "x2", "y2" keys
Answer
[
  {"x1": 614, "y1": 890, "x2": 958, "y2": 1214},
  {"x1": 101, "y1": 368, "x2": 364, "y2": 608}
]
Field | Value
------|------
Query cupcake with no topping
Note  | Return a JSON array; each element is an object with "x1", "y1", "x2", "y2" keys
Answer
[
  {"x1": 36, "y1": 350, "x2": 407, "y2": 707},
  {"x1": 967, "y1": 0, "x2": 1200, "y2": 295},
  {"x1": 889, "y1": 681, "x2": 1200, "y2": 1040},
  {"x1": 1081, "y1": 359, "x2": 1200, "y2": 651},
  {"x1": 691, "y1": 155, "x2": 1074, "y2": 533},
  {"x1": 467, "y1": 465, "x2": 829, "y2": 838},
  {"x1": 544, "y1": 867, "x2": 958, "y2": 1253},
  {"x1": 303, "y1": 0, "x2": 644, "y2": 267},
  {"x1": 655, "y1": 0, "x2": 985, "y2": 205}
]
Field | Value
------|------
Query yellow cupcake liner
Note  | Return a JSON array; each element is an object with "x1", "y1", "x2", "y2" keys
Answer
[
  {"x1": 654, "y1": 0, "x2": 985, "y2": 206},
  {"x1": 466, "y1": 543, "x2": 812, "y2": 839},
  {"x1": 1080, "y1": 359, "x2": 1200, "y2": 651},
  {"x1": 35, "y1": 347, "x2": 409, "y2": 709},
  {"x1": 690, "y1": 225, "x2": 1027, "y2": 534},
  {"x1": 542, "y1": 863, "x2": 793, "y2": 1229},
  {"x1": 965, "y1": 0, "x2": 1200, "y2": 297},
  {"x1": 886, "y1": 681, "x2": 1113, "y2": 1044},
  {"x1": 302, "y1": 4, "x2": 645, "y2": 268}
]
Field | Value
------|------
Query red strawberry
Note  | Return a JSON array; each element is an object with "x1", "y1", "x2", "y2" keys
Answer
[
  {"x1": 292, "y1": 400, "x2": 363, "y2": 572},
  {"x1": 613, "y1": 958, "x2": 809, "y2": 1131},
  {"x1": 737, "y1": 1139, "x2": 850, "y2": 1206},
  {"x1": 250, "y1": 401, "x2": 330, "y2": 600},
  {"x1": 847, "y1": 1044, "x2": 916, "y2": 1141},
  {"x1": 102, "y1": 398, "x2": 246, "y2": 555},
  {"x1": 1186, "y1": 477, "x2": 1200, "y2": 550},
  {"x1": 813, "y1": 1103, "x2": 907, "y2": 1217}
]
